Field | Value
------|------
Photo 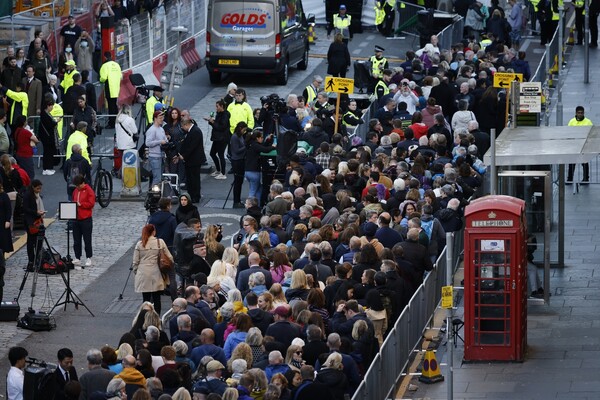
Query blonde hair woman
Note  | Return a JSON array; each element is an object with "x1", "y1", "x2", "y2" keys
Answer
[
  {"x1": 208, "y1": 260, "x2": 236, "y2": 294},
  {"x1": 316, "y1": 352, "x2": 348, "y2": 399},
  {"x1": 222, "y1": 247, "x2": 239, "y2": 280},
  {"x1": 284, "y1": 344, "x2": 305, "y2": 373},
  {"x1": 258, "y1": 292, "x2": 275, "y2": 312},
  {"x1": 285, "y1": 270, "x2": 310, "y2": 302},
  {"x1": 269, "y1": 283, "x2": 288, "y2": 308},
  {"x1": 222, "y1": 387, "x2": 239, "y2": 400}
]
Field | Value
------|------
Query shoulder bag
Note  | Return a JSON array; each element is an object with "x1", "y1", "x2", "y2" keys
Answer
[{"x1": 157, "y1": 238, "x2": 173, "y2": 273}]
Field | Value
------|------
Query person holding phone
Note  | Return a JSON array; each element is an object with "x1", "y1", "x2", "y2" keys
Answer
[{"x1": 205, "y1": 100, "x2": 230, "y2": 180}]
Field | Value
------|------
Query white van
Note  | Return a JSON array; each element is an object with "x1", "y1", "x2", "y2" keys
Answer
[{"x1": 206, "y1": 0, "x2": 313, "y2": 85}]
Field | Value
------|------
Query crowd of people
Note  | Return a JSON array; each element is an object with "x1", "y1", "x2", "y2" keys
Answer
[{"x1": 5, "y1": 0, "x2": 569, "y2": 399}]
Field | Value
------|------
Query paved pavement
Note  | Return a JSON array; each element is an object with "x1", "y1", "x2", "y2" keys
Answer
[{"x1": 403, "y1": 44, "x2": 600, "y2": 400}]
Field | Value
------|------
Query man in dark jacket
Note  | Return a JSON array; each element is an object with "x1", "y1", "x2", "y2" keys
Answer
[
  {"x1": 148, "y1": 197, "x2": 178, "y2": 299},
  {"x1": 179, "y1": 118, "x2": 206, "y2": 203},
  {"x1": 63, "y1": 143, "x2": 92, "y2": 197},
  {"x1": 399, "y1": 228, "x2": 433, "y2": 284},
  {"x1": 435, "y1": 198, "x2": 463, "y2": 233},
  {"x1": 0, "y1": 57, "x2": 22, "y2": 91},
  {"x1": 246, "y1": 292, "x2": 274, "y2": 335},
  {"x1": 303, "y1": 325, "x2": 329, "y2": 366},
  {"x1": 300, "y1": 118, "x2": 329, "y2": 153},
  {"x1": 294, "y1": 365, "x2": 333, "y2": 400},
  {"x1": 329, "y1": 300, "x2": 375, "y2": 341},
  {"x1": 265, "y1": 305, "x2": 303, "y2": 349}
]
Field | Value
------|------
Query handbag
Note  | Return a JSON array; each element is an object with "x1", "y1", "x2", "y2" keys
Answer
[
  {"x1": 28, "y1": 217, "x2": 43, "y2": 235},
  {"x1": 157, "y1": 238, "x2": 173, "y2": 273}
]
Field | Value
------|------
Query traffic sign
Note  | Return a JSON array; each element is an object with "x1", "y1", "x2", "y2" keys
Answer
[
  {"x1": 493, "y1": 72, "x2": 524, "y2": 88},
  {"x1": 324, "y1": 76, "x2": 355, "y2": 94},
  {"x1": 519, "y1": 82, "x2": 542, "y2": 113},
  {"x1": 441, "y1": 285, "x2": 453, "y2": 309}
]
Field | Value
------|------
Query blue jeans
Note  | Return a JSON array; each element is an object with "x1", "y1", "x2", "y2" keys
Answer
[
  {"x1": 149, "y1": 157, "x2": 163, "y2": 186},
  {"x1": 245, "y1": 171, "x2": 261, "y2": 200}
]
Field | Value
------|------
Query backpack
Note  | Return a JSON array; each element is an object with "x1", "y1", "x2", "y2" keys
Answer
[
  {"x1": 421, "y1": 219, "x2": 434, "y2": 240},
  {"x1": 67, "y1": 159, "x2": 84, "y2": 189},
  {"x1": 40, "y1": 247, "x2": 66, "y2": 274}
]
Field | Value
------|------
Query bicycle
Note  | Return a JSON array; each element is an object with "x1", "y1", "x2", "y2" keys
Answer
[{"x1": 92, "y1": 154, "x2": 114, "y2": 208}]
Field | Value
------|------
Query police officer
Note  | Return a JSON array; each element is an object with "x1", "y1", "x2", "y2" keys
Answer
[
  {"x1": 146, "y1": 86, "x2": 165, "y2": 126},
  {"x1": 374, "y1": 69, "x2": 393, "y2": 100},
  {"x1": 328, "y1": 4, "x2": 352, "y2": 44},
  {"x1": 369, "y1": 46, "x2": 388, "y2": 93},
  {"x1": 302, "y1": 75, "x2": 323, "y2": 107},
  {"x1": 99, "y1": 51, "x2": 122, "y2": 127},
  {"x1": 381, "y1": 0, "x2": 396, "y2": 37}
]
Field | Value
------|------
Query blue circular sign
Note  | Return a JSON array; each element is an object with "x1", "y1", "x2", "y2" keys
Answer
[{"x1": 123, "y1": 151, "x2": 137, "y2": 165}]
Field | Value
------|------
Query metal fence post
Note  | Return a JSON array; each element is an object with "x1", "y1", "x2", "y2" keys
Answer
[
  {"x1": 446, "y1": 231, "x2": 454, "y2": 400},
  {"x1": 556, "y1": 6, "x2": 564, "y2": 126}
]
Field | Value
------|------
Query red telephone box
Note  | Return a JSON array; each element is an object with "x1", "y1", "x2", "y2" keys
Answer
[{"x1": 463, "y1": 195, "x2": 528, "y2": 361}]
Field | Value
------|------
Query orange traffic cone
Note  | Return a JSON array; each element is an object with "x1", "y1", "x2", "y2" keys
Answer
[
  {"x1": 567, "y1": 27, "x2": 575, "y2": 45},
  {"x1": 419, "y1": 350, "x2": 444, "y2": 384}
]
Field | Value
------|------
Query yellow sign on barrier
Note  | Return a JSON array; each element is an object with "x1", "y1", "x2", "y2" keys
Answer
[
  {"x1": 493, "y1": 72, "x2": 523, "y2": 89},
  {"x1": 441, "y1": 285, "x2": 453, "y2": 309}
]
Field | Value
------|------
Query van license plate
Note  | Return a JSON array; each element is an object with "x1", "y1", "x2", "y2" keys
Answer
[{"x1": 218, "y1": 59, "x2": 239, "y2": 65}]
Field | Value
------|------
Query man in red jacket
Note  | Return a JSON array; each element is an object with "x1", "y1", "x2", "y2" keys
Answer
[{"x1": 72, "y1": 174, "x2": 96, "y2": 267}]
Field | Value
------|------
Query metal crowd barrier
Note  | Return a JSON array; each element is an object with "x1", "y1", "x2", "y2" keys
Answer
[
  {"x1": 27, "y1": 114, "x2": 118, "y2": 169},
  {"x1": 352, "y1": 230, "x2": 464, "y2": 400}
]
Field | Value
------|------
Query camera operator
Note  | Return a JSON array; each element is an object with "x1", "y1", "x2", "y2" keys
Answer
[
  {"x1": 7, "y1": 346, "x2": 28, "y2": 400},
  {"x1": 145, "y1": 110, "x2": 168, "y2": 187}
]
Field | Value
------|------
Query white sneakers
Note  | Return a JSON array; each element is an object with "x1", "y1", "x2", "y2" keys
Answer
[
  {"x1": 42, "y1": 170, "x2": 56, "y2": 175},
  {"x1": 210, "y1": 170, "x2": 220, "y2": 177},
  {"x1": 72, "y1": 259, "x2": 81, "y2": 265},
  {"x1": 85, "y1": 258, "x2": 92, "y2": 267},
  {"x1": 215, "y1": 173, "x2": 227, "y2": 180}
]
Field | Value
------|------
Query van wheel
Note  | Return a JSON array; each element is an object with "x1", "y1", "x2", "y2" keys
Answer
[
  {"x1": 208, "y1": 70, "x2": 221, "y2": 84},
  {"x1": 297, "y1": 47, "x2": 309, "y2": 70},
  {"x1": 276, "y1": 61, "x2": 289, "y2": 85}
]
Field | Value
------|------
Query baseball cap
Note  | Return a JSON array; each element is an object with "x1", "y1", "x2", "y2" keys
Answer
[
  {"x1": 363, "y1": 222, "x2": 378, "y2": 237},
  {"x1": 65, "y1": 60, "x2": 76, "y2": 66},
  {"x1": 273, "y1": 305, "x2": 290, "y2": 318},
  {"x1": 153, "y1": 110, "x2": 164, "y2": 119},
  {"x1": 339, "y1": 4, "x2": 346, "y2": 9}
]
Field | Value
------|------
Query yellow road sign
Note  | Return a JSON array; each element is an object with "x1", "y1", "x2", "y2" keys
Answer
[
  {"x1": 441, "y1": 285, "x2": 453, "y2": 309},
  {"x1": 324, "y1": 76, "x2": 355, "y2": 94},
  {"x1": 493, "y1": 72, "x2": 524, "y2": 89}
]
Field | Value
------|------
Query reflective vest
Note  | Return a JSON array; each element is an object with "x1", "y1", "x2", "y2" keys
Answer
[
  {"x1": 227, "y1": 101, "x2": 254, "y2": 134},
  {"x1": 370, "y1": 55, "x2": 387, "y2": 79},
  {"x1": 99, "y1": 60, "x2": 122, "y2": 99},
  {"x1": 333, "y1": 13, "x2": 351, "y2": 38},
  {"x1": 305, "y1": 84, "x2": 318, "y2": 105},
  {"x1": 50, "y1": 103, "x2": 64, "y2": 140},
  {"x1": 374, "y1": 80, "x2": 390, "y2": 98},
  {"x1": 60, "y1": 69, "x2": 79, "y2": 93},
  {"x1": 6, "y1": 89, "x2": 28, "y2": 125},
  {"x1": 66, "y1": 130, "x2": 91, "y2": 164},
  {"x1": 552, "y1": 0, "x2": 563, "y2": 20},
  {"x1": 146, "y1": 95, "x2": 165, "y2": 124},
  {"x1": 375, "y1": 3, "x2": 385, "y2": 25},
  {"x1": 343, "y1": 111, "x2": 361, "y2": 126},
  {"x1": 480, "y1": 38, "x2": 492, "y2": 49}
]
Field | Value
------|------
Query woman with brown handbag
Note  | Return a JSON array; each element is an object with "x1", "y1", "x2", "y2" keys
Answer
[{"x1": 132, "y1": 224, "x2": 173, "y2": 314}]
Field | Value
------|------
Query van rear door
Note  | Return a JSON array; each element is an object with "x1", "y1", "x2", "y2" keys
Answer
[{"x1": 209, "y1": 0, "x2": 277, "y2": 69}]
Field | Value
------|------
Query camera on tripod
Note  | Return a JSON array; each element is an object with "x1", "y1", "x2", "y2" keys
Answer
[
  {"x1": 260, "y1": 93, "x2": 287, "y2": 116},
  {"x1": 144, "y1": 184, "x2": 162, "y2": 214},
  {"x1": 26, "y1": 357, "x2": 57, "y2": 370}
]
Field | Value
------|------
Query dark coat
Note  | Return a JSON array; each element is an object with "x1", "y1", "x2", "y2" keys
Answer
[
  {"x1": 180, "y1": 124, "x2": 206, "y2": 167},
  {"x1": 399, "y1": 240, "x2": 433, "y2": 283},
  {"x1": 237, "y1": 265, "x2": 273, "y2": 292},
  {"x1": 294, "y1": 380, "x2": 333, "y2": 400},
  {"x1": 327, "y1": 42, "x2": 351, "y2": 76},
  {"x1": 265, "y1": 320, "x2": 303, "y2": 349},
  {"x1": 303, "y1": 340, "x2": 330, "y2": 367},
  {"x1": 147, "y1": 211, "x2": 177, "y2": 248},
  {"x1": 315, "y1": 368, "x2": 348, "y2": 400},
  {"x1": 22, "y1": 186, "x2": 41, "y2": 228},
  {"x1": 248, "y1": 307, "x2": 274, "y2": 335},
  {"x1": 0, "y1": 193, "x2": 13, "y2": 253},
  {"x1": 53, "y1": 366, "x2": 79, "y2": 400}
]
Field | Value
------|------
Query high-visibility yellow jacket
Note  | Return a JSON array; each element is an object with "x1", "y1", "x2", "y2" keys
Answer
[
  {"x1": 66, "y1": 129, "x2": 91, "y2": 163},
  {"x1": 370, "y1": 55, "x2": 388, "y2": 79},
  {"x1": 304, "y1": 84, "x2": 318, "y2": 105},
  {"x1": 6, "y1": 89, "x2": 28, "y2": 125},
  {"x1": 99, "y1": 60, "x2": 122, "y2": 98},
  {"x1": 61, "y1": 69, "x2": 79, "y2": 93},
  {"x1": 50, "y1": 103, "x2": 64, "y2": 140},
  {"x1": 333, "y1": 13, "x2": 352, "y2": 38},
  {"x1": 227, "y1": 101, "x2": 254, "y2": 134},
  {"x1": 146, "y1": 95, "x2": 165, "y2": 125}
]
